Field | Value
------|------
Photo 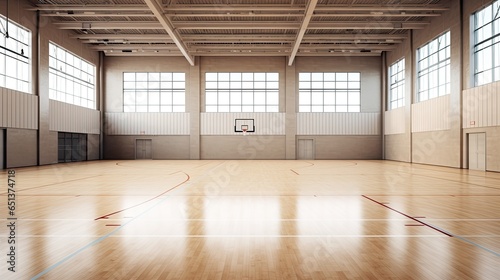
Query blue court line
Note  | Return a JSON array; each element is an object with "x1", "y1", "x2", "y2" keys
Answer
[
  {"x1": 31, "y1": 180, "x2": 188, "y2": 279},
  {"x1": 406, "y1": 217, "x2": 500, "y2": 258},
  {"x1": 363, "y1": 195, "x2": 500, "y2": 258},
  {"x1": 451, "y1": 234, "x2": 500, "y2": 257}
]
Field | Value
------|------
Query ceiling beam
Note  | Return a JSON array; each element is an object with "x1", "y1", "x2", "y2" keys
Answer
[
  {"x1": 31, "y1": 5, "x2": 151, "y2": 11},
  {"x1": 71, "y1": 33, "x2": 405, "y2": 43},
  {"x1": 162, "y1": 12, "x2": 441, "y2": 18},
  {"x1": 90, "y1": 44, "x2": 179, "y2": 51},
  {"x1": 143, "y1": 0, "x2": 194, "y2": 66},
  {"x1": 308, "y1": 21, "x2": 429, "y2": 29},
  {"x1": 54, "y1": 21, "x2": 426, "y2": 30},
  {"x1": 39, "y1": 12, "x2": 154, "y2": 17},
  {"x1": 289, "y1": 0, "x2": 318, "y2": 66},
  {"x1": 70, "y1": 34, "x2": 169, "y2": 40},
  {"x1": 54, "y1": 22, "x2": 162, "y2": 29},
  {"x1": 300, "y1": 44, "x2": 396, "y2": 51},
  {"x1": 161, "y1": 4, "x2": 448, "y2": 12}
]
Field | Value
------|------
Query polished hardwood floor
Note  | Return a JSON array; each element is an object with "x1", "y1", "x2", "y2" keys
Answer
[{"x1": 1, "y1": 160, "x2": 499, "y2": 279}]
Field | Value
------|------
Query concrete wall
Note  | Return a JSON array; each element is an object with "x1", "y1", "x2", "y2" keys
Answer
[
  {"x1": 384, "y1": 0, "x2": 463, "y2": 168},
  {"x1": 297, "y1": 135, "x2": 382, "y2": 160},
  {"x1": 6, "y1": 128, "x2": 37, "y2": 168},
  {"x1": 105, "y1": 135, "x2": 190, "y2": 160},
  {"x1": 104, "y1": 55, "x2": 383, "y2": 160},
  {"x1": 200, "y1": 136, "x2": 286, "y2": 160}
]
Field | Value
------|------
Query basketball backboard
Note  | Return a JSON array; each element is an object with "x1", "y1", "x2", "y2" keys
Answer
[{"x1": 234, "y1": 119, "x2": 255, "y2": 133}]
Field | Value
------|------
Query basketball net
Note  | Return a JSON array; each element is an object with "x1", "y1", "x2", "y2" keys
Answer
[{"x1": 242, "y1": 128, "x2": 247, "y2": 136}]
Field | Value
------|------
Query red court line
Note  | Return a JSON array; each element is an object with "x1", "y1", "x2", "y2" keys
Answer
[
  {"x1": 94, "y1": 171, "x2": 190, "y2": 220},
  {"x1": 362, "y1": 195, "x2": 452, "y2": 237},
  {"x1": 0, "y1": 175, "x2": 103, "y2": 195},
  {"x1": 290, "y1": 169, "x2": 300, "y2": 175}
]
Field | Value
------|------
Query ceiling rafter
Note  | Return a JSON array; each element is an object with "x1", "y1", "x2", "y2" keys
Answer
[
  {"x1": 143, "y1": 0, "x2": 194, "y2": 66},
  {"x1": 289, "y1": 0, "x2": 318, "y2": 66},
  {"x1": 32, "y1": 0, "x2": 447, "y2": 58}
]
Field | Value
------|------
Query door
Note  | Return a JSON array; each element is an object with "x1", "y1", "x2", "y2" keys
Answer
[
  {"x1": 297, "y1": 139, "x2": 314, "y2": 160},
  {"x1": 468, "y1": 133, "x2": 486, "y2": 171},
  {"x1": 136, "y1": 139, "x2": 152, "y2": 159},
  {"x1": 0, "y1": 129, "x2": 5, "y2": 169}
]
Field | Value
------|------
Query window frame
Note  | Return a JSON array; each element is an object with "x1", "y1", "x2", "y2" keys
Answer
[
  {"x1": 204, "y1": 72, "x2": 279, "y2": 113},
  {"x1": 472, "y1": 0, "x2": 500, "y2": 86},
  {"x1": 388, "y1": 58, "x2": 405, "y2": 110},
  {"x1": 0, "y1": 14, "x2": 31, "y2": 94},
  {"x1": 123, "y1": 72, "x2": 186, "y2": 113},
  {"x1": 49, "y1": 42, "x2": 96, "y2": 109},
  {"x1": 298, "y1": 72, "x2": 361, "y2": 113},
  {"x1": 416, "y1": 31, "x2": 451, "y2": 102}
]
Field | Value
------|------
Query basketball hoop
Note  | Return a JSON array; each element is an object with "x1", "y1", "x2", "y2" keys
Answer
[{"x1": 242, "y1": 127, "x2": 248, "y2": 136}]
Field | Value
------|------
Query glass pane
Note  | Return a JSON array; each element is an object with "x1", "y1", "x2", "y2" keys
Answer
[
  {"x1": 266, "y1": 91, "x2": 279, "y2": 105},
  {"x1": 161, "y1": 91, "x2": 173, "y2": 105},
  {"x1": 206, "y1": 91, "x2": 217, "y2": 105},
  {"x1": 299, "y1": 73, "x2": 310, "y2": 82}
]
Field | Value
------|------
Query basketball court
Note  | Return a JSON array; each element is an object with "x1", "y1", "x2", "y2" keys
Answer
[{"x1": 1, "y1": 160, "x2": 499, "y2": 279}]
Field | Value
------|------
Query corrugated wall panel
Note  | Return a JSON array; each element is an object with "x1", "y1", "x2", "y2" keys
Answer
[
  {"x1": 105, "y1": 113, "x2": 190, "y2": 135},
  {"x1": 296, "y1": 113, "x2": 380, "y2": 135},
  {"x1": 0, "y1": 88, "x2": 38, "y2": 129},
  {"x1": 200, "y1": 113, "x2": 286, "y2": 135},
  {"x1": 411, "y1": 95, "x2": 450, "y2": 132},
  {"x1": 463, "y1": 82, "x2": 500, "y2": 128},
  {"x1": 49, "y1": 100, "x2": 100, "y2": 134},
  {"x1": 384, "y1": 107, "x2": 406, "y2": 135}
]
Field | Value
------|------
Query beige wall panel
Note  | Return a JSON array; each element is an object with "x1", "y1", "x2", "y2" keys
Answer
[
  {"x1": 105, "y1": 113, "x2": 190, "y2": 135},
  {"x1": 6, "y1": 128, "x2": 37, "y2": 168},
  {"x1": 0, "y1": 89, "x2": 38, "y2": 129},
  {"x1": 200, "y1": 113, "x2": 285, "y2": 135},
  {"x1": 297, "y1": 113, "x2": 380, "y2": 135},
  {"x1": 462, "y1": 81, "x2": 500, "y2": 128},
  {"x1": 296, "y1": 135, "x2": 382, "y2": 160},
  {"x1": 200, "y1": 136, "x2": 286, "y2": 160},
  {"x1": 412, "y1": 95, "x2": 451, "y2": 132},
  {"x1": 50, "y1": 100, "x2": 100, "y2": 134},
  {"x1": 104, "y1": 135, "x2": 190, "y2": 160},
  {"x1": 412, "y1": 130, "x2": 460, "y2": 168},
  {"x1": 384, "y1": 134, "x2": 411, "y2": 162},
  {"x1": 384, "y1": 107, "x2": 405, "y2": 135}
]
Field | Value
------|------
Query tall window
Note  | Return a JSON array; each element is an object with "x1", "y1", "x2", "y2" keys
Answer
[
  {"x1": 473, "y1": 0, "x2": 500, "y2": 86},
  {"x1": 123, "y1": 72, "x2": 185, "y2": 112},
  {"x1": 0, "y1": 15, "x2": 31, "y2": 93},
  {"x1": 49, "y1": 43, "x2": 96, "y2": 109},
  {"x1": 298, "y1": 72, "x2": 361, "y2": 112},
  {"x1": 389, "y1": 59, "x2": 405, "y2": 110},
  {"x1": 205, "y1": 72, "x2": 279, "y2": 112},
  {"x1": 417, "y1": 31, "x2": 450, "y2": 102}
]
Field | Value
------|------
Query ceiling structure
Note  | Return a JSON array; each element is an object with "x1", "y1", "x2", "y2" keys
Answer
[{"x1": 30, "y1": 0, "x2": 449, "y2": 66}]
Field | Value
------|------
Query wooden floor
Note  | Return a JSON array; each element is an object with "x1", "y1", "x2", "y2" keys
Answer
[{"x1": 1, "y1": 160, "x2": 500, "y2": 279}]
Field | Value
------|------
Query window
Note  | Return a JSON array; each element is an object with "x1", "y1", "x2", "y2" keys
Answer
[
  {"x1": 298, "y1": 72, "x2": 361, "y2": 112},
  {"x1": 205, "y1": 72, "x2": 279, "y2": 112},
  {"x1": 388, "y1": 59, "x2": 405, "y2": 110},
  {"x1": 49, "y1": 43, "x2": 96, "y2": 109},
  {"x1": 123, "y1": 72, "x2": 185, "y2": 112},
  {"x1": 473, "y1": 0, "x2": 500, "y2": 86},
  {"x1": 417, "y1": 31, "x2": 450, "y2": 102},
  {"x1": 0, "y1": 15, "x2": 31, "y2": 93}
]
